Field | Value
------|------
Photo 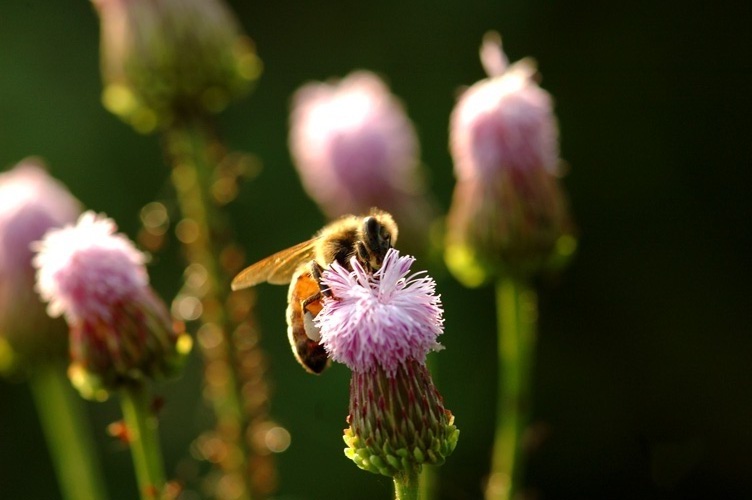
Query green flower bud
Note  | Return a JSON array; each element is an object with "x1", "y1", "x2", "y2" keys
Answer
[
  {"x1": 344, "y1": 358, "x2": 459, "y2": 477},
  {"x1": 92, "y1": 0, "x2": 262, "y2": 133}
]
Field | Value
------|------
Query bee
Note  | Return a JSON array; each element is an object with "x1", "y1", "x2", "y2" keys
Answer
[{"x1": 231, "y1": 208, "x2": 398, "y2": 374}]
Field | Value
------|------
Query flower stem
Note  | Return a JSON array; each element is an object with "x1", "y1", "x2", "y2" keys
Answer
[
  {"x1": 120, "y1": 383, "x2": 166, "y2": 500},
  {"x1": 29, "y1": 362, "x2": 110, "y2": 500},
  {"x1": 165, "y1": 120, "x2": 261, "y2": 499},
  {"x1": 418, "y1": 465, "x2": 436, "y2": 500},
  {"x1": 486, "y1": 277, "x2": 537, "y2": 500},
  {"x1": 394, "y1": 469, "x2": 421, "y2": 500}
]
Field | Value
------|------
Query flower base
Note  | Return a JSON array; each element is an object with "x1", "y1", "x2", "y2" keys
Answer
[{"x1": 344, "y1": 358, "x2": 459, "y2": 477}]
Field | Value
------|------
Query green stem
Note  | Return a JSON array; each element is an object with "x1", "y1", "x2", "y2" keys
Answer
[
  {"x1": 486, "y1": 277, "x2": 537, "y2": 500},
  {"x1": 418, "y1": 465, "x2": 436, "y2": 500},
  {"x1": 29, "y1": 362, "x2": 110, "y2": 500},
  {"x1": 165, "y1": 120, "x2": 253, "y2": 500},
  {"x1": 120, "y1": 383, "x2": 166, "y2": 500},
  {"x1": 394, "y1": 469, "x2": 421, "y2": 500}
]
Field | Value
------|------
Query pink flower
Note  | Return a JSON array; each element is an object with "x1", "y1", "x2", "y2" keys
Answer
[
  {"x1": 289, "y1": 71, "x2": 422, "y2": 219},
  {"x1": 34, "y1": 211, "x2": 188, "y2": 398},
  {"x1": 0, "y1": 159, "x2": 80, "y2": 359},
  {"x1": 315, "y1": 248, "x2": 443, "y2": 375},
  {"x1": 35, "y1": 213, "x2": 148, "y2": 322},
  {"x1": 314, "y1": 248, "x2": 457, "y2": 476},
  {"x1": 445, "y1": 33, "x2": 574, "y2": 285},
  {"x1": 450, "y1": 33, "x2": 558, "y2": 182}
]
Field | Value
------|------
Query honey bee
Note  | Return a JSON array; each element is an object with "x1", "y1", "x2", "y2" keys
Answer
[{"x1": 231, "y1": 208, "x2": 398, "y2": 374}]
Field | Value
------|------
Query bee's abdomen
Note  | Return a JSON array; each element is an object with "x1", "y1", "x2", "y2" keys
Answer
[{"x1": 286, "y1": 268, "x2": 330, "y2": 374}]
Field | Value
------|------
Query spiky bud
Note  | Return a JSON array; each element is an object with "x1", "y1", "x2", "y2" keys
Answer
[{"x1": 344, "y1": 358, "x2": 459, "y2": 476}]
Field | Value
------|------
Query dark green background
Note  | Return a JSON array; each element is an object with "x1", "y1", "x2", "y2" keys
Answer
[{"x1": 1, "y1": 1, "x2": 751, "y2": 498}]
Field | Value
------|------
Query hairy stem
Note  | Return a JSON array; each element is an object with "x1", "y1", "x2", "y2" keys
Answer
[
  {"x1": 165, "y1": 120, "x2": 272, "y2": 499},
  {"x1": 394, "y1": 469, "x2": 421, "y2": 500},
  {"x1": 120, "y1": 383, "x2": 166, "y2": 500}
]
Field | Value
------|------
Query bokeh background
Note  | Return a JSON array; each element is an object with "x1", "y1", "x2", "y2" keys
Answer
[{"x1": 1, "y1": 1, "x2": 751, "y2": 498}]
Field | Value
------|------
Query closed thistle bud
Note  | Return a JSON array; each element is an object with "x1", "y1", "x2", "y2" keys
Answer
[
  {"x1": 446, "y1": 32, "x2": 575, "y2": 286},
  {"x1": 0, "y1": 160, "x2": 81, "y2": 367},
  {"x1": 33, "y1": 212, "x2": 191, "y2": 399},
  {"x1": 92, "y1": 0, "x2": 261, "y2": 133},
  {"x1": 345, "y1": 359, "x2": 459, "y2": 476},
  {"x1": 315, "y1": 249, "x2": 459, "y2": 477}
]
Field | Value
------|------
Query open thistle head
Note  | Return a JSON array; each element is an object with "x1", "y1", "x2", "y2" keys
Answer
[
  {"x1": 315, "y1": 249, "x2": 458, "y2": 476},
  {"x1": 33, "y1": 211, "x2": 190, "y2": 399},
  {"x1": 315, "y1": 248, "x2": 443, "y2": 374}
]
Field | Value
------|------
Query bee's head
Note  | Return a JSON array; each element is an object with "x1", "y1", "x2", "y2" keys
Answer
[{"x1": 357, "y1": 210, "x2": 398, "y2": 271}]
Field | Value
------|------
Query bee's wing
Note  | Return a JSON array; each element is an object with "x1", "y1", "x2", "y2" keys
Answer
[{"x1": 231, "y1": 239, "x2": 316, "y2": 290}]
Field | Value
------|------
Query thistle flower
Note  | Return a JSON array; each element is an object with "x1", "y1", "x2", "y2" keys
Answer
[
  {"x1": 33, "y1": 212, "x2": 190, "y2": 399},
  {"x1": 0, "y1": 160, "x2": 80, "y2": 363},
  {"x1": 289, "y1": 72, "x2": 433, "y2": 249},
  {"x1": 92, "y1": 0, "x2": 261, "y2": 133},
  {"x1": 315, "y1": 249, "x2": 458, "y2": 477},
  {"x1": 445, "y1": 32, "x2": 575, "y2": 286}
]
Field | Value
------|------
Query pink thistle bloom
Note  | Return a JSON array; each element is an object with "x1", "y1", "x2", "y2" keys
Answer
[
  {"x1": 315, "y1": 248, "x2": 457, "y2": 476},
  {"x1": 0, "y1": 160, "x2": 80, "y2": 361},
  {"x1": 315, "y1": 248, "x2": 443, "y2": 375},
  {"x1": 446, "y1": 32, "x2": 575, "y2": 285},
  {"x1": 33, "y1": 211, "x2": 188, "y2": 398},
  {"x1": 450, "y1": 33, "x2": 558, "y2": 181},
  {"x1": 35, "y1": 212, "x2": 148, "y2": 322},
  {"x1": 289, "y1": 71, "x2": 426, "y2": 221}
]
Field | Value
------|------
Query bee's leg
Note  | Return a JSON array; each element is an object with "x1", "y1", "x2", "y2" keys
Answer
[
  {"x1": 300, "y1": 261, "x2": 328, "y2": 342},
  {"x1": 309, "y1": 260, "x2": 333, "y2": 298},
  {"x1": 356, "y1": 241, "x2": 370, "y2": 268},
  {"x1": 301, "y1": 260, "x2": 328, "y2": 312}
]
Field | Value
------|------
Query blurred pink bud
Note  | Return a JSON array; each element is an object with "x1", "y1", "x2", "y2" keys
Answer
[
  {"x1": 446, "y1": 33, "x2": 575, "y2": 285},
  {"x1": 450, "y1": 41, "x2": 557, "y2": 181},
  {"x1": 289, "y1": 71, "x2": 431, "y2": 236},
  {"x1": 34, "y1": 212, "x2": 189, "y2": 399},
  {"x1": 0, "y1": 159, "x2": 81, "y2": 362}
]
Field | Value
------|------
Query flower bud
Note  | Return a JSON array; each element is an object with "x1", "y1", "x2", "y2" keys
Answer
[
  {"x1": 289, "y1": 72, "x2": 433, "y2": 250},
  {"x1": 344, "y1": 358, "x2": 459, "y2": 476},
  {"x1": 33, "y1": 212, "x2": 190, "y2": 399},
  {"x1": 0, "y1": 159, "x2": 80, "y2": 366},
  {"x1": 446, "y1": 33, "x2": 575, "y2": 286},
  {"x1": 92, "y1": 0, "x2": 261, "y2": 133}
]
